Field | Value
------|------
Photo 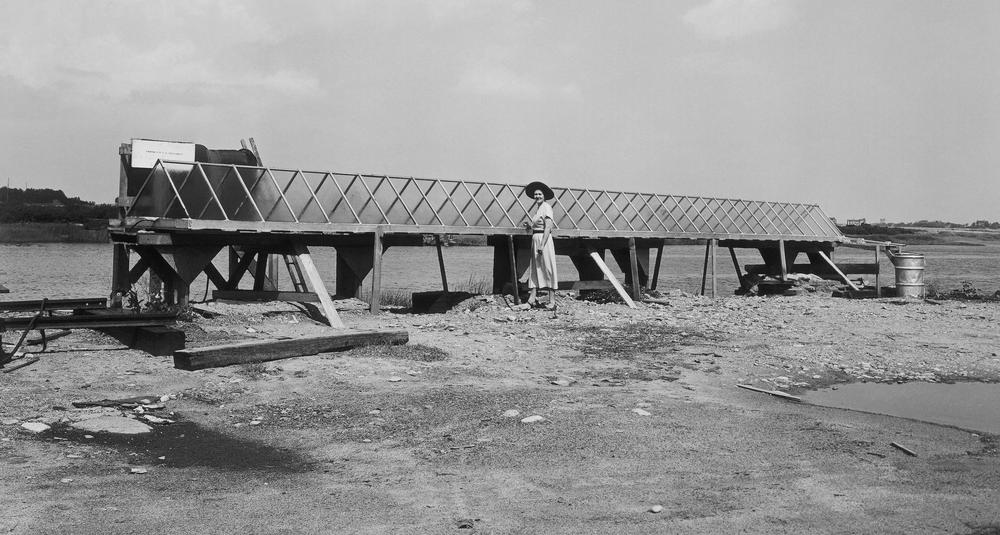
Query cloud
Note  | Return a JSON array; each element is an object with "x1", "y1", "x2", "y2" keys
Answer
[
  {"x1": 455, "y1": 64, "x2": 582, "y2": 102},
  {"x1": 683, "y1": 0, "x2": 794, "y2": 40},
  {"x1": 0, "y1": 1, "x2": 321, "y2": 103}
]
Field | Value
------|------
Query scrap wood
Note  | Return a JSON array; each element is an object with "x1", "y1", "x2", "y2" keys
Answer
[
  {"x1": 890, "y1": 441, "x2": 918, "y2": 457},
  {"x1": 736, "y1": 384, "x2": 802, "y2": 402},
  {"x1": 71, "y1": 395, "x2": 162, "y2": 408},
  {"x1": 2, "y1": 356, "x2": 40, "y2": 373}
]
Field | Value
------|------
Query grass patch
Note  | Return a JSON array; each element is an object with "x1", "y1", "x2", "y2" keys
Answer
[{"x1": 236, "y1": 362, "x2": 270, "y2": 380}]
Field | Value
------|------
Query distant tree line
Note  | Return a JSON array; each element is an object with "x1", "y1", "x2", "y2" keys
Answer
[{"x1": 0, "y1": 187, "x2": 116, "y2": 224}]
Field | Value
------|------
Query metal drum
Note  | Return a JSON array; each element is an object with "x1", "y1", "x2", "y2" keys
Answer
[{"x1": 890, "y1": 253, "x2": 925, "y2": 299}]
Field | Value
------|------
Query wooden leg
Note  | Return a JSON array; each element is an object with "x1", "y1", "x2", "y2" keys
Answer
[
  {"x1": 111, "y1": 244, "x2": 130, "y2": 307},
  {"x1": 729, "y1": 247, "x2": 747, "y2": 290},
  {"x1": 435, "y1": 235, "x2": 449, "y2": 293},
  {"x1": 816, "y1": 251, "x2": 860, "y2": 292},
  {"x1": 700, "y1": 241, "x2": 710, "y2": 296},
  {"x1": 875, "y1": 245, "x2": 882, "y2": 297},
  {"x1": 293, "y1": 243, "x2": 345, "y2": 328},
  {"x1": 651, "y1": 242, "x2": 663, "y2": 291},
  {"x1": 710, "y1": 239, "x2": 717, "y2": 299},
  {"x1": 628, "y1": 237, "x2": 641, "y2": 300},
  {"x1": 370, "y1": 227, "x2": 383, "y2": 314},
  {"x1": 778, "y1": 240, "x2": 788, "y2": 282},
  {"x1": 266, "y1": 254, "x2": 280, "y2": 291},
  {"x1": 507, "y1": 235, "x2": 520, "y2": 305}
]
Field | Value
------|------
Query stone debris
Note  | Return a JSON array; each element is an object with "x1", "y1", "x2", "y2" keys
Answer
[
  {"x1": 1, "y1": 418, "x2": 19, "y2": 425},
  {"x1": 130, "y1": 467, "x2": 148, "y2": 474},
  {"x1": 502, "y1": 409, "x2": 520, "y2": 418},
  {"x1": 520, "y1": 415, "x2": 545, "y2": 424},
  {"x1": 387, "y1": 376, "x2": 403, "y2": 383},
  {"x1": 631, "y1": 408, "x2": 651, "y2": 417},
  {"x1": 649, "y1": 505, "x2": 664, "y2": 513},
  {"x1": 20, "y1": 422, "x2": 51, "y2": 433},
  {"x1": 71, "y1": 416, "x2": 153, "y2": 435}
]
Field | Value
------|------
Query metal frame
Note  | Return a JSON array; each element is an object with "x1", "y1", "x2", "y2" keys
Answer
[{"x1": 123, "y1": 161, "x2": 844, "y2": 242}]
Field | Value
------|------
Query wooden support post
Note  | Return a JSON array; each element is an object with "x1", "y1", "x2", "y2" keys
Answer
[
  {"x1": 729, "y1": 247, "x2": 747, "y2": 289},
  {"x1": 710, "y1": 238, "x2": 717, "y2": 298},
  {"x1": 651, "y1": 241, "x2": 664, "y2": 291},
  {"x1": 875, "y1": 245, "x2": 882, "y2": 298},
  {"x1": 778, "y1": 240, "x2": 788, "y2": 282},
  {"x1": 507, "y1": 235, "x2": 520, "y2": 305},
  {"x1": 228, "y1": 247, "x2": 239, "y2": 285},
  {"x1": 700, "y1": 240, "x2": 710, "y2": 296},
  {"x1": 128, "y1": 257, "x2": 151, "y2": 285},
  {"x1": 589, "y1": 250, "x2": 636, "y2": 308},
  {"x1": 253, "y1": 253, "x2": 268, "y2": 291},
  {"x1": 628, "y1": 238, "x2": 641, "y2": 299},
  {"x1": 816, "y1": 251, "x2": 860, "y2": 292},
  {"x1": 435, "y1": 235, "x2": 449, "y2": 293},
  {"x1": 370, "y1": 227, "x2": 384, "y2": 314},
  {"x1": 176, "y1": 278, "x2": 190, "y2": 307},
  {"x1": 203, "y1": 263, "x2": 228, "y2": 290},
  {"x1": 266, "y1": 254, "x2": 280, "y2": 291},
  {"x1": 110, "y1": 244, "x2": 130, "y2": 307},
  {"x1": 162, "y1": 274, "x2": 175, "y2": 306},
  {"x1": 292, "y1": 243, "x2": 345, "y2": 328}
]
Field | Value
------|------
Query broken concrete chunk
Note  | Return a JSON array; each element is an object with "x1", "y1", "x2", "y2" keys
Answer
[
  {"x1": 71, "y1": 416, "x2": 152, "y2": 435},
  {"x1": 520, "y1": 415, "x2": 545, "y2": 424},
  {"x1": 21, "y1": 422, "x2": 51, "y2": 433}
]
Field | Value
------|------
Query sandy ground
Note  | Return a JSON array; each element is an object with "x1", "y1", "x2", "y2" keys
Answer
[{"x1": 1, "y1": 290, "x2": 999, "y2": 534}]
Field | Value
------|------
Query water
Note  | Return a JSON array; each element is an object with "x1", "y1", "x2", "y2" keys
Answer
[
  {"x1": 2, "y1": 242, "x2": 1000, "y2": 301},
  {"x1": 804, "y1": 382, "x2": 1000, "y2": 435}
]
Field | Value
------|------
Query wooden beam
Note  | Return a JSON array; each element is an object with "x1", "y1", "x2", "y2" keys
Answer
[
  {"x1": 253, "y1": 252, "x2": 268, "y2": 291},
  {"x1": 173, "y1": 330, "x2": 409, "y2": 370},
  {"x1": 0, "y1": 298, "x2": 107, "y2": 312},
  {"x1": 816, "y1": 250, "x2": 861, "y2": 292},
  {"x1": 370, "y1": 227, "x2": 384, "y2": 314},
  {"x1": 628, "y1": 237, "x2": 641, "y2": 299},
  {"x1": 266, "y1": 253, "x2": 280, "y2": 291},
  {"x1": 203, "y1": 263, "x2": 228, "y2": 290},
  {"x1": 127, "y1": 256, "x2": 151, "y2": 285},
  {"x1": 651, "y1": 242, "x2": 663, "y2": 291},
  {"x1": 435, "y1": 235, "x2": 449, "y2": 293},
  {"x1": 588, "y1": 251, "x2": 636, "y2": 308},
  {"x1": 875, "y1": 245, "x2": 882, "y2": 298},
  {"x1": 111, "y1": 244, "x2": 130, "y2": 307},
  {"x1": 293, "y1": 243, "x2": 345, "y2": 328},
  {"x1": 1, "y1": 311, "x2": 176, "y2": 331}
]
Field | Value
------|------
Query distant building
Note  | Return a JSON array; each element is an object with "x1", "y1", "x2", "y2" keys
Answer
[{"x1": 846, "y1": 218, "x2": 866, "y2": 226}]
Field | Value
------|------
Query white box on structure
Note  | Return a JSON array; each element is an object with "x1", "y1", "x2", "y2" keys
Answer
[{"x1": 131, "y1": 139, "x2": 196, "y2": 169}]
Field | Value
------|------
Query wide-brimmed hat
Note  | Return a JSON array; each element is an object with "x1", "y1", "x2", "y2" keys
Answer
[{"x1": 524, "y1": 181, "x2": 554, "y2": 200}]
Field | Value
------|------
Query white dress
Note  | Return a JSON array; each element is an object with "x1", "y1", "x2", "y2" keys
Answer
[{"x1": 528, "y1": 202, "x2": 557, "y2": 290}]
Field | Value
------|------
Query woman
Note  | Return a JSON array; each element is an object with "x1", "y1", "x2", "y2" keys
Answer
[{"x1": 522, "y1": 181, "x2": 557, "y2": 309}]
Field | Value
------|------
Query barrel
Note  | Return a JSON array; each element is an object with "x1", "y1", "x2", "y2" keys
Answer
[{"x1": 890, "y1": 253, "x2": 925, "y2": 299}]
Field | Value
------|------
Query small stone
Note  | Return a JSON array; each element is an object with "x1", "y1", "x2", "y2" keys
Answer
[
  {"x1": 520, "y1": 415, "x2": 545, "y2": 424},
  {"x1": 249, "y1": 420, "x2": 262, "y2": 426},
  {"x1": 66, "y1": 454, "x2": 83, "y2": 459},
  {"x1": 84, "y1": 435, "x2": 94, "y2": 439},
  {"x1": 21, "y1": 422, "x2": 51, "y2": 433},
  {"x1": 130, "y1": 467, "x2": 148, "y2": 474},
  {"x1": 388, "y1": 376, "x2": 402, "y2": 383},
  {"x1": 368, "y1": 409, "x2": 382, "y2": 415},
  {"x1": 1, "y1": 418, "x2": 19, "y2": 426},
  {"x1": 159, "y1": 395, "x2": 171, "y2": 403},
  {"x1": 502, "y1": 409, "x2": 520, "y2": 418},
  {"x1": 550, "y1": 379, "x2": 573, "y2": 387},
  {"x1": 631, "y1": 408, "x2": 651, "y2": 417},
  {"x1": 649, "y1": 505, "x2": 664, "y2": 513},
  {"x1": 406, "y1": 370, "x2": 419, "y2": 376},
  {"x1": 60, "y1": 478, "x2": 74, "y2": 484}
]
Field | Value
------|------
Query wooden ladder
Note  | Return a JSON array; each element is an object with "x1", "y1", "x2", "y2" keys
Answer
[{"x1": 283, "y1": 255, "x2": 308, "y2": 292}]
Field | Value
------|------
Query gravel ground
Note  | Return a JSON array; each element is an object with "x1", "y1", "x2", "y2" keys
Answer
[{"x1": 1, "y1": 291, "x2": 999, "y2": 534}]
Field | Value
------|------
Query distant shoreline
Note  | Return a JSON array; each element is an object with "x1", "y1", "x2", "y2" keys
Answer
[{"x1": 0, "y1": 222, "x2": 108, "y2": 243}]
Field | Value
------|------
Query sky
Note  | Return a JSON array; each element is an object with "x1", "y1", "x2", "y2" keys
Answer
[{"x1": 1, "y1": 0, "x2": 997, "y2": 223}]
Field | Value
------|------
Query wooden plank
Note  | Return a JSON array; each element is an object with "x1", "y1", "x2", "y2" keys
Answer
[
  {"x1": 203, "y1": 263, "x2": 228, "y2": 290},
  {"x1": 370, "y1": 227, "x2": 384, "y2": 314},
  {"x1": 744, "y1": 263, "x2": 880, "y2": 276},
  {"x1": 710, "y1": 238, "x2": 717, "y2": 298},
  {"x1": 293, "y1": 243, "x2": 345, "y2": 328},
  {"x1": 736, "y1": 384, "x2": 802, "y2": 402},
  {"x1": 173, "y1": 330, "x2": 409, "y2": 370},
  {"x1": 816, "y1": 251, "x2": 861, "y2": 292},
  {"x1": 728, "y1": 246, "x2": 746, "y2": 289},
  {"x1": 890, "y1": 441, "x2": 918, "y2": 457},
  {"x1": 875, "y1": 245, "x2": 882, "y2": 298},
  {"x1": 213, "y1": 290, "x2": 320, "y2": 302},
  {"x1": 700, "y1": 241, "x2": 710, "y2": 296},
  {"x1": 0, "y1": 312, "x2": 176, "y2": 331},
  {"x1": 628, "y1": 237, "x2": 641, "y2": 299},
  {"x1": 588, "y1": 251, "x2": 636, "y2": 308},
  {"x1": 0, "y1": 298, "x2": 107, "y2": 312}
]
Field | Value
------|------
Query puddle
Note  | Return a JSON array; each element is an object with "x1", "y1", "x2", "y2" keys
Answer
[
  {"x1": 46, "y1": 420, "x2": 313, "y2": 472},
  {"x1": 804, "y1": 382, "x2": 1000, "y2": 435}
]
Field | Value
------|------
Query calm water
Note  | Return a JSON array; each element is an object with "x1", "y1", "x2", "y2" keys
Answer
[
  {"x1": 1, "y1": 242, "x2": 999, "y2": 300},
  {"x1": 804, "y1": 382, "x2": 1000, "y2": 435}
]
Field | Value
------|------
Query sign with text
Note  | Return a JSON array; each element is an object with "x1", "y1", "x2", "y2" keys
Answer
[{"x1": 131, "y1": 139, "x2": 196, "y2": 169}]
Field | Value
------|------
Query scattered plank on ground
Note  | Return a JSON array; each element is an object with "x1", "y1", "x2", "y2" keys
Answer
[
  {"x1": 173, "y1": 329, "x2": 410, "y2": 370},
  {"x1": 736, "y1": 384, "x2": 802, "y2": 402},
  {"x1": 2, "y1": 356, "x2": 40, "y2": 373},
  {"x1": 890, "y1": 441, "x2": 918, "y2": 457}
]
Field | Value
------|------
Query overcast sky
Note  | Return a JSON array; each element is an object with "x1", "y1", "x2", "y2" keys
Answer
[{"x1": 1, "y1": 0, "x2": 997, "y2": 222}]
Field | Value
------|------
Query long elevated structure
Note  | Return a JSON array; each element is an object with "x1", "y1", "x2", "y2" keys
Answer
[{"x1": 109, "y1": 140, "x2": 876, "y2": 325}]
